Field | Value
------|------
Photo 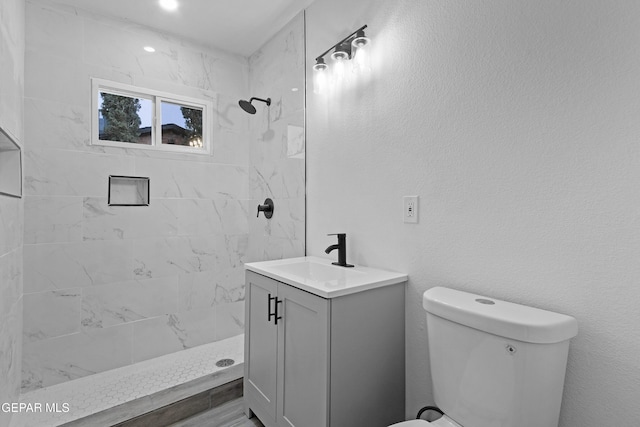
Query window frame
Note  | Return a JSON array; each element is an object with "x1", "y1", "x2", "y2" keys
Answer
[{"x1": 91, "y1": 78, "x2": 213, "y2": 155}]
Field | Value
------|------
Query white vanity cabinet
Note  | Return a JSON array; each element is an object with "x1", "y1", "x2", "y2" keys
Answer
[
  {"x1": 244, "y1": 257, "x2": 407, "y2": 427},
  {"x1": 244, "y1": 271, "x2": 330, "y2": 427}
]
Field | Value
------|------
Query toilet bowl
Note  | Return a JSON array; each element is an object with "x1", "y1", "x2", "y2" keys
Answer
[
  {"x1": 389, "y1": 415, "x2": 462, "y2": 426},
  {"x1": 388, "y1": 287, "x2": 577, "y2": 427}
]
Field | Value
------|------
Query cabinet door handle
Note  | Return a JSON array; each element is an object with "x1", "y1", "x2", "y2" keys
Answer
[
  {"x1": 274, "y1": 298, "x2": 283, "y2": 325},
  {"x1": 268, "y1": 294, "x2": 276, "y2": 323}
]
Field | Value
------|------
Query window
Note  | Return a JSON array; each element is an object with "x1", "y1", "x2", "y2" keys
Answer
[{"x1": 92, "y1": 79, "x2": 212, "y2": 154}]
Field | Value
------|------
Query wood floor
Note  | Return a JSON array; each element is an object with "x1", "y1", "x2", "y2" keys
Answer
[{"x1": 169, "y1": 397, "x2": 265, "y2": 427}]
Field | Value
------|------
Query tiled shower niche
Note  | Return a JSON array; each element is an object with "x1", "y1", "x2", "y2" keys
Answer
[{"x1": 108, "y1": 176, "x2": 149, "y2": 206}]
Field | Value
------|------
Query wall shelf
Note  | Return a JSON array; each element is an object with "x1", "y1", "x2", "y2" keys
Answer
[{"x1": 108, "y1": 175, "x2": 150, "y2": 206}]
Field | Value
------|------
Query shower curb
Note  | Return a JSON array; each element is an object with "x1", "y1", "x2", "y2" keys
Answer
[
  {"x1": 60, "y1": 364, "x2": 243, "y2": 427},
  {"x1": 112, "y1": 378, "x2": 243, "y2": 427}
]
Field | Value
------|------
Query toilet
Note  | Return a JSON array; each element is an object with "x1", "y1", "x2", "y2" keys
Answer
[{"x1": 391, "y1": 287, "x2": 578, "y2": 427}]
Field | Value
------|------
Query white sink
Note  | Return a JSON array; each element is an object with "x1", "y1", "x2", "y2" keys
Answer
[
  {"x1": 244, "y1": 256, "x2": 407, "y2": 298},
  {"x1": 271, "y1": 260, "x2": 364, "y2": 282}
]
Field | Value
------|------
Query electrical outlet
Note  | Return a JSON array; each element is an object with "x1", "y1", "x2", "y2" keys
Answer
[{"x1": 403, "y1": 196, "x2": 419, "y2": 224}]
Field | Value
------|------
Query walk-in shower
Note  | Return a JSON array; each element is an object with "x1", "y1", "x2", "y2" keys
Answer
[{"x1": 3, "y1": 2, "x2": 305, "y2": 426}]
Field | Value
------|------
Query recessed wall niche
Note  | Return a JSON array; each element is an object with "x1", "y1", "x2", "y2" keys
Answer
[
  {"x1": 0, "y1": 126, "x2": 22, "y2": 198},
  {"x1": 108, "y1": 175, "x2": 150, "y2": 206}
]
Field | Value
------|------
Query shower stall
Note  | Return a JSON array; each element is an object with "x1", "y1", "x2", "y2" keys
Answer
[{"x1": 1, "y1": 1, "x2": 305, "y2": 425}]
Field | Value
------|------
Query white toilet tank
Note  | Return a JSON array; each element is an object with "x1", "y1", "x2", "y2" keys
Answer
[{"x1": 423, "y1": 287, "x2": 578, "y2": 427}]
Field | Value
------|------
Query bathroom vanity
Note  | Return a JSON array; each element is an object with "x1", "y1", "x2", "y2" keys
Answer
[{"x1": 244, "y1": 256, "x2": 407, "y2": 427}]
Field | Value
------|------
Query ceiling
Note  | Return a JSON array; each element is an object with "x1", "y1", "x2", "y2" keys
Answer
[{"x1": 39, "y1": 0, "x2": 314, "y2": 56}]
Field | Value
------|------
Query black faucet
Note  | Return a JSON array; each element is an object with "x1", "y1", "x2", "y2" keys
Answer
[{"x1": 325, "y1": 233, "x2": 354, "y2": 267}]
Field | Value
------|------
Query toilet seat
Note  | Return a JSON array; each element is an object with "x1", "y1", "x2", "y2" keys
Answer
[
  {"x1": 389, "y1": 415, "x2": 462, "y2": 427},
  {"x1": 388, "y1": 420, "x2": 430, "y2": 426}
]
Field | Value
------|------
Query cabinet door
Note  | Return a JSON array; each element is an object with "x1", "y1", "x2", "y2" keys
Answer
[
  {"x1": 245, "y1": 272, "x2": 279, "y2": 422},
  {"x1": 276, "y1": 283, "x2": 330, "y2": 427}
]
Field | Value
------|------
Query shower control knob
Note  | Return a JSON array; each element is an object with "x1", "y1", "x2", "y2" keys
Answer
[{"x1": 257, "y1": 198, "x2": 274, "y2": 219}]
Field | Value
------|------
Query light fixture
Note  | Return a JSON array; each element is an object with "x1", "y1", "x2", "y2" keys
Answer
[
  {"x1": 313, "y1": 57, "x2": 328, "y2": 94},
  {"x1": 313, "y1": 57, "x2": 328, "y2": 71},
  {"x1": 330, "y1": 43, "x2": 350, "y2": 90},
  {"x1": 313, "y1": 25, "x2": 371, "y2": 94},
  {"x1": 143, "y1": 46, "x2": 156, "y2": 53},
  {"x1": 351, "y1": 29, "x2": 370, "y2": 49},
  {"x1": 159, "y1": 0, "x2": 178, "y2": 12},
  {"x1": 351, "y1": 29, "x2": 371, "y2": 74},
  {"x1": 330, "y1": 42, "x2": 351, "y2": 61}
]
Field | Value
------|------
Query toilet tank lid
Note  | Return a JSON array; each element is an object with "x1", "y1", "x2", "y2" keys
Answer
[{"x1": 423, "y1": 287, "x2": 578, "y2": 344}]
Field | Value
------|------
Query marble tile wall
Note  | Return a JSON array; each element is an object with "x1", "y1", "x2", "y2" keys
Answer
[
  {"x1": 0, "y1": 0, "x2": 25, "y2": 425},
  {"x1": 21, "y1": 1, "x2": 252, "y2": 391},
  {"x1": 247, "y1": 12, "x2": 306, "y2": 262}
]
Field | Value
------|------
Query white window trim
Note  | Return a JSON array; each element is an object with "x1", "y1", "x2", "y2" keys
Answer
[{"x1": 91, "y1": 78, "x2": 213, "y2": 155}]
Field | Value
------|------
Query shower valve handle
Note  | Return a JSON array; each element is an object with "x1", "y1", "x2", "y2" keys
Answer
[{"x1": 257, "y1": 198, "x2": 274, "y2": 219}]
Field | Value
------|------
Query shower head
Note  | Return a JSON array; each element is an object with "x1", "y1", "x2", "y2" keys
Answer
[
  {"x1": 238, "y1": 99, "x2": 256, "y2": 114},
  {"x1": 238, "y1": 97, "x2": 271, "y2": 115}
]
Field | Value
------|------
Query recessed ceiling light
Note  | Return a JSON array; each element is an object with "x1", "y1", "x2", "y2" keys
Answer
[
  {"x1": 159, "y1": 0, "x2": 178, "y2": 11},
  {"x1": 291, "y1": 88, "x2": 299, "y2": 92},
  {"x1": 144, "y1": 46, "x2": 156, "y2": 53}
]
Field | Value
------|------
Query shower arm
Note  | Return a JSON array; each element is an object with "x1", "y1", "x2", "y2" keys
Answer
[{"x1": 249, "y1": 97, "x2": 271, "y2": 105}]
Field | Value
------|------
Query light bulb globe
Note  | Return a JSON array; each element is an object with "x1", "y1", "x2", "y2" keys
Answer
[{"x1": 352, "y1": 36, "x2": 370, "y2": 49}]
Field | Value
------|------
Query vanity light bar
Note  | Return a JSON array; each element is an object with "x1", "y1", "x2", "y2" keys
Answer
[
  {"x1": 312, "y1": 24, "x2": 371, "y2": 94},
  {"x1": 314, "y1": 24, "x2": 368, "y2": 65}
]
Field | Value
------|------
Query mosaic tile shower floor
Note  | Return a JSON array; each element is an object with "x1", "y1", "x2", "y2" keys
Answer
[{"x1": 10, "y1": 334, "x2": 244, "y2": 427}]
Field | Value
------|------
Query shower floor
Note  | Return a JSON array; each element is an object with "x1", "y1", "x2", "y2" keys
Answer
[{"x1": 10, "y1": 334, "x2": 244, "y2": 427}]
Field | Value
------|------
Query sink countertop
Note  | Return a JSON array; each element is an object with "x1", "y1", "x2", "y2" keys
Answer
[{"x1": 244, "y1": 256, "x2": 408, "y2": 298}]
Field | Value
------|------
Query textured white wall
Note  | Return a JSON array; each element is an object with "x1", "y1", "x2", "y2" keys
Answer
[
  {"x1": 306, "y1": 0, "x2": 640, "y2": 425},
  {"x1": 0, "y1": 0, "x2": 24, "y2": 425}
]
